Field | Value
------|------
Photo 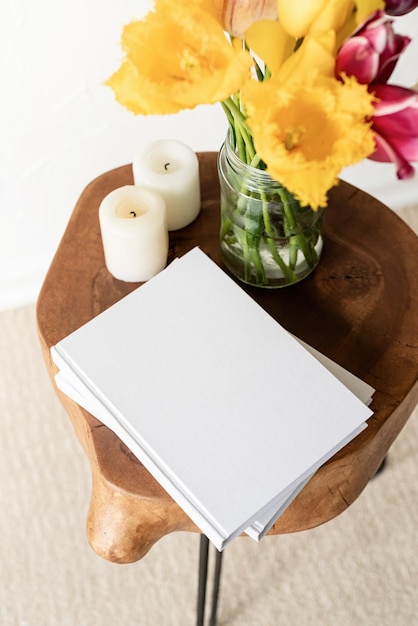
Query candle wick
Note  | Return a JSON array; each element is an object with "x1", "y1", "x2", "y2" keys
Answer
[
  {"x1": 130, "y1": 211, "x2": 137, "y2": 218},
  {"x1": 164, "y1": 163, "x2": 170, "y2": 171}
]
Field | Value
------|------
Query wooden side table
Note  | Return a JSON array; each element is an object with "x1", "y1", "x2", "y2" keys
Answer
[{"x1": 36, "y1": 153, "x2": 418, "y2": 566}]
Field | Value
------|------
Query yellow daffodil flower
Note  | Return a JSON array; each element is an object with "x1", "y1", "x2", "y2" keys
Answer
[
  {"x1": 106, "y1": 0, "x2": 252, "y2": 115},
  {"x1": 242, "y1": 74, "x2": 376, "y2": 208}
]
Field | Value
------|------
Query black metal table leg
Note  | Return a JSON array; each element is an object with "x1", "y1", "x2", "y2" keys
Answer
[
  {"x1": 373, "y1": 456, "x2": 388, "y2": 479},
  {"x1": 197, "y1": 535, "x2": 210, "y2": 626},
  {"x1": 209, "y1": 547, "x2": 223, "y2": 626},
  {"x1": 196, "y1": 536, "x2": 224, "y2": 626}
]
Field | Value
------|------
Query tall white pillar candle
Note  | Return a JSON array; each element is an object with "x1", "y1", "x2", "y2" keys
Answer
[
  {"x1": 132, "y1": 140, "x2": 201, "y2": 231},
  {"x1": 99, "y1": 185, "x2": 168, "y2": 282}
]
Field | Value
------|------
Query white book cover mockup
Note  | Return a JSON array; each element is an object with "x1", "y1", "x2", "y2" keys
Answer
[{"x1": 51, "y1": 247, "x2": 372, "y2": 550}]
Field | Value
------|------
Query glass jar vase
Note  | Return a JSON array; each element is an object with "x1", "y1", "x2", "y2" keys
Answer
[{"x1": 218, "y1": 134, "x2": 324, "y2": 288}]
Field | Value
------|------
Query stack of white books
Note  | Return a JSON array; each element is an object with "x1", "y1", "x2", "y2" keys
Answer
[{"x1": 51, "y1": 247, "x2": 374, "y2": 551}]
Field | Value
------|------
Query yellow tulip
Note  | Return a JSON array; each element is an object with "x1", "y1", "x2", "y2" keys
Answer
[
  {"x1": 354, "y1": 0, "x2": 386, "y2": 23},
  {"x1": 276, "y1": 31, "x2": 336, "y2": 83},
  {"x1": 245, "y1": 19, "x2": 293, "y2": 75},
  {"x1": 212, "y1": 0, "x2": 278, "y2": 38},
  {"x1": 242, "y1": 74, "x2": 375, "y2": 208},
  {"x1": 277, "y1": 0, "x2": 354, "y2": 38}
]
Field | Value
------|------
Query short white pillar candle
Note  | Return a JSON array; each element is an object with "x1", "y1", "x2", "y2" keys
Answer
[
  {"x1": 132, "y1": 140, "x2": 201, "y2": 231},
  {"x1": 99, "y1": 185, "x2": 168, "y2": 282}
]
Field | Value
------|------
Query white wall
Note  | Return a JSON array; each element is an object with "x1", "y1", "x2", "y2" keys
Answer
[{"x1": 1, "y1": 2, "x2": 417, "y2": 311}]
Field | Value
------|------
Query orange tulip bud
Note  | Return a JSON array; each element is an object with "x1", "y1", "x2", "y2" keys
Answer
[{"x1": 212, "y1": 0, "x2": 278, "y2": 38}]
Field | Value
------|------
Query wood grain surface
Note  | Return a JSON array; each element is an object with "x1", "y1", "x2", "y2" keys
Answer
[{"x1": 37, "y1": 153, "x2": 418, "y2": 563}]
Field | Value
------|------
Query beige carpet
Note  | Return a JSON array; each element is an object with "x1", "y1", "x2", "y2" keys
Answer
[{"x1": 1, "y1": 207, "x2": 418, "y2": 626}]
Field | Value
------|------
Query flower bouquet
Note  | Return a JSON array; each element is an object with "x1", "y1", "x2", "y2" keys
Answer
[{"x1": 107, "y1": 0, "x2": 418, "y2": 287}]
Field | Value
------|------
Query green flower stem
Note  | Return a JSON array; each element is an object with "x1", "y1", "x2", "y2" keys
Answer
[
  {"x1": 220, "y1": 101, "x2": 235, "y2": 129},
  {"x1": 277, "y1": 195, "x2": 299, "y2": 269},
  {"x1": 259, "y1": 192, "x2": 298, "y2": 284},
  {"x1": 220, "y1": 214, "x2": 233, "y2": 241},
  {"x1": 278, "y1": 188, "x2": 319, "y2": 268},
  {"x1": 219, "y1": 179, "x2": 251, "y2": 242},
  {"x1": 236, "y1": 229, "x2": 252, "y2": 283},
  {"x1": 220, "y1": 194, "x2": 266, "y2": 284},
  {"x1": 250, "y1": 245, "x2": 266, "y2": 283},
  {"x1": 219, "y1": 96, "x2": 322, "y2": 287},
  {"x1": 241, "y1": 194, "x2": 266, "y2": 284},
  {"x1": 250, "y1": 154, "x2": 262, "y2": 168},
  {"x1": 222, "y1": 98, "x2": 255, "y2": 163}
]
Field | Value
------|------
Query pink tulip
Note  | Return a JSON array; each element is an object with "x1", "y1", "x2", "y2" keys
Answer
[
  {"x1": 384, "y1": 0, "x2": 418, "y2": 15},
  {"x1": 336, "y1": 10, "x2": 410, "y2": 84},
  {"x1": 368, "y1": 84, "x2": 418, "y2": 178}
]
